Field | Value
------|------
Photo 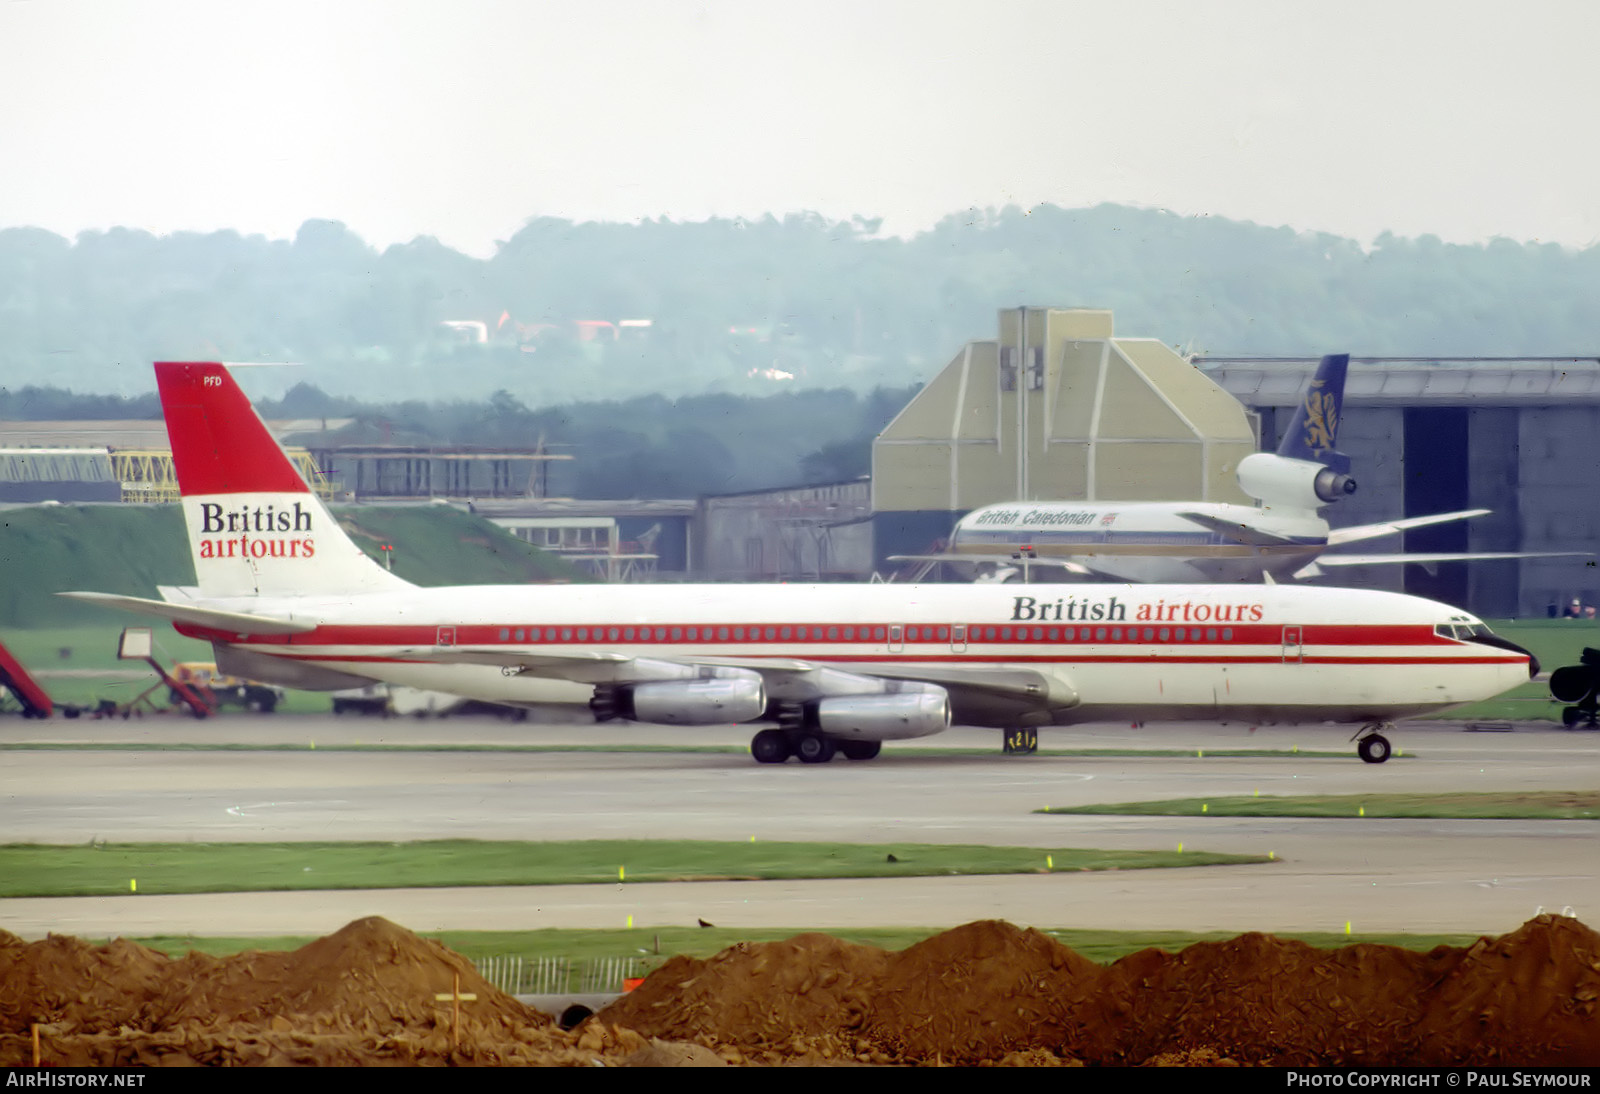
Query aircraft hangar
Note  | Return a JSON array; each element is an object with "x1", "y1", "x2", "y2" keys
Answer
[
  {"x1": 870, "y1": 306, "x2": 1600, "y2": 618},
  {"x1": 1204, "y1": 356, "x2": 1600, "y2": 618},
  {"x1": 871, "y1": 307, "x2": 1258, "y2": 570}
]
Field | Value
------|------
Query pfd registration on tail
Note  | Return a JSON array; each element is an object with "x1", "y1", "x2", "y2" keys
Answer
[{"x1": 63, "y1": 362, "x2": 1538, "y2": 765}]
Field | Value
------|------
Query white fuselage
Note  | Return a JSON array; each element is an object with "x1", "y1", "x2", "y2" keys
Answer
[
  {"x1": 176, "y1": 581, "x2": 1528, "y2": 727},
  {"x1": 949, "y1": 501, "x2": 1331, "y2": 583}
]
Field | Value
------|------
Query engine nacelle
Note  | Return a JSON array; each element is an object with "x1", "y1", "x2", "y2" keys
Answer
[
  {"x1": 626, "y1": 674, "x2": 766, "y2": 725},
  {"x1": 1236, "y1": 453, "x2": 1356, "y2": 508},
  {"x1": 816, "y1": 690, "x2": 951, "y2": 741}
]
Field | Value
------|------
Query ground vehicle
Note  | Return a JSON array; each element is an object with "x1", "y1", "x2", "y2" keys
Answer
[{"x1": 169, "y1": 662, "x2": 284, "y2": 713}]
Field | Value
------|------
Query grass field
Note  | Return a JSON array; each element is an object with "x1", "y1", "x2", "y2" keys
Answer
[
  {"x1": 118, "y1": 924, "x2": 1490, "y2": 967},
  {"x1": 0, "y1": 502, "x2": 584, "y2": 629},
  {"x1": 1038, "y1": 790, "x2": 1600, "y2": 819},
  {"x1": 0, "y1": 839, "x2": 1270, "y2": 899}
]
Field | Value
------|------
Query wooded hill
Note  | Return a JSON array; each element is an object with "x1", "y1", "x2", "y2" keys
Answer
[{"x1": 4, "y1": 203, "x2": 1595, "y2": 406}]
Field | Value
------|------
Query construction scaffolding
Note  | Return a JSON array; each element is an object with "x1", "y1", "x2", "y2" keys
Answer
[{"x1": 111, "y1": 448, "x2": 337, "y2": 503}]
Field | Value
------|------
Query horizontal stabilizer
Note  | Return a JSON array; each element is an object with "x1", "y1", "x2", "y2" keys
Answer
[
  {"x1": 56, "y1": 592, "x2": 316, "y2": 635},
  {"x1": 1326, "y1": 509, "x2": 1491, "y2": 547},
  {"x1": 1295, "y1": 551, "x2": 1591, "y2": 579}
]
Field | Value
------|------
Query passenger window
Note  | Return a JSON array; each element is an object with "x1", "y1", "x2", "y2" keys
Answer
[
  {"x1": 1223, "y1": 628, "x2": 1233, "y2": 641},
  {"x1": 1111, "y1": 628, "x2": 1122, "y2": 641},
  {"x1": 1095, "y1": 627, "x2": 1107, "y2": 641}
]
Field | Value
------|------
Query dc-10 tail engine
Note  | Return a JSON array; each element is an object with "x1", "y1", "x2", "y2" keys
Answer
[{"x1": 1236, "y1": 453, "x2": 1357, "y2": 509}]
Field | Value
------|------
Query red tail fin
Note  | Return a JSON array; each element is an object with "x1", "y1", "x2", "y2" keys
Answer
[
  {"x1": 154, "y1": 362, "x2": 408, "y2": 598},
  {"x1": 155, "y1": 362, "x2": 309, "y2": 495}
]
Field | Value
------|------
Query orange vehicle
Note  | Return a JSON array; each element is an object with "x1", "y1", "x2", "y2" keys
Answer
[{"x1": 169, "y1": 662, "x2": 285, "y2": 713}]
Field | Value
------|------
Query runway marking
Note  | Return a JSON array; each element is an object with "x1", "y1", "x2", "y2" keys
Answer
[{"x1": 225, "y1": 800, "x2": 351, "y2": 817}]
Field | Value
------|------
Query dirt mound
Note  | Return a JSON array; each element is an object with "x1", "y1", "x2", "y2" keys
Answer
[
  {"x1": 862, "y1": 920, "x2": 1097, "y2": 1062},
  {"x1": 601, "y1": 931, "x2": 891, "y2": 1062},
  {"x1": 1410, "y1": 914, "x2": 1600, "y2": 1066},
  {"x1": 1072, "y1": 932, "x2": 1455, "y2": 1065},
  {"x1": 601, "y1": 915, "x2": 1600, "y2": 1066},
  {"x1": 0, "y1": 918, "x2": 663, "y2": 1066},
  {"x1": 5, "y1": 915, "x2": 1597, "y2": 1066}
]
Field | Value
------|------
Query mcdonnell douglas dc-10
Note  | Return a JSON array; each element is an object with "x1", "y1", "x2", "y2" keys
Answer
[
  {"x1": 904, "y1": 354, "x2": 1575, "y2": 584},
  {"x1": 64, "y1": 363, "x2": 1538, "y2": 764}
]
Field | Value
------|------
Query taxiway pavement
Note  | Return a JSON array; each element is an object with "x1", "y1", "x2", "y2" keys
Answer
[{"x1": 2, "y1": 716, "x2": 1596, "y2": 938}]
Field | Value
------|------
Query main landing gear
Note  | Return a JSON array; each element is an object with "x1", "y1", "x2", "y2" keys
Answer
[
  {"x1": 749, "y1": 728, "x2": 882, "y2": 764},
  {"x1": 1352, "y1": 722, "x2": 1394, "y2": 764}
]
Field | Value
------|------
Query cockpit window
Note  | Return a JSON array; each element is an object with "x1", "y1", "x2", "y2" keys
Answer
[{"x1": 1437, "y1": 621, "x2": 1500, "y2": 640}]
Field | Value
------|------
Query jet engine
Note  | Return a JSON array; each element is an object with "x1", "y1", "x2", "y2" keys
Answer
[
  {"x1": 591, "y1": 667, "x2": 766, "y2": 725},
  {"x1": 1548, "y1": 647, "x2": 1600, "y2": 728},
  {"x1": 1236, "y1": 453, "x2": 1356, "y2": 509},
  {"x1": 815, "y1": 689, "x2": 951, "y2": 741}
]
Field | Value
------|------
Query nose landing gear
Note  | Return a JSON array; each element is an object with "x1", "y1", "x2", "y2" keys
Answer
[{"x1": 1352, "y1": 722, "x2": 1394, "y2": 764}]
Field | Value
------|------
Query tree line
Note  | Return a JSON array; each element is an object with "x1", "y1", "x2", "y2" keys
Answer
[{"x1": 3, "y1": 204, "x2": 1596, "y2": 407}]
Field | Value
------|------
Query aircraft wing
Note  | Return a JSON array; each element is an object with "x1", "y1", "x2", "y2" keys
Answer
[
  {"x1": 391, "y1": 646, "x2": 1079, "y2": 718},
  {"x1": 888, "y1": 552, "x2": 1094, "y2": 575},
  {"x1": 1325, "y1": 509, "x2": 1491, "y2": 547},
  {"x1": 1172, "y1": 511, "x2": 1302, "y2": 547},
  {"x1": 56, "y1": 591, "x2": 317, "y2": 635},
  {"x1": 1295, "y1": 551, "x2": 1590, "y2": 580}
]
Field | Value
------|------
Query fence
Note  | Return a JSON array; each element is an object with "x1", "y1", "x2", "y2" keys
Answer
[{"x1": 474, "y1": 955, "x2": 648, "y2": 996}]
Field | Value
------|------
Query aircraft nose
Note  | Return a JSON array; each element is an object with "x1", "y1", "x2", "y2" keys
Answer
[
  {"x1": 1469, "y1": 632, "x2": 1539, "y2": 677},
  {"x1": 1505, "y1": 641, "x2": 1539, "y2": 678}
]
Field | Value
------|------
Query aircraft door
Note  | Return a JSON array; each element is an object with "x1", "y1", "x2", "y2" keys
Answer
[
  {"x1": 950, "y1": 624, "x2": 967, "y2": 654},
  {"x1": 1281, "y1": 625, "x2": 1303, "y2": 663}
]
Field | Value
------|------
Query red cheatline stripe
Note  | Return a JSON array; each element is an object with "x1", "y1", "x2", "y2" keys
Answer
[
  {"x1": 239, "y1": 650, "x2": 1525, "y2": 669},
  {"x1": 184, "y1": 621, "x2": 1459, "y2": 648}
]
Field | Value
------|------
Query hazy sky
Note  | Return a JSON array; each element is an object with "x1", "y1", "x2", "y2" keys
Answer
[{"x1": 3, "y1": 0, "x2": 1596, "y2": 256}]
